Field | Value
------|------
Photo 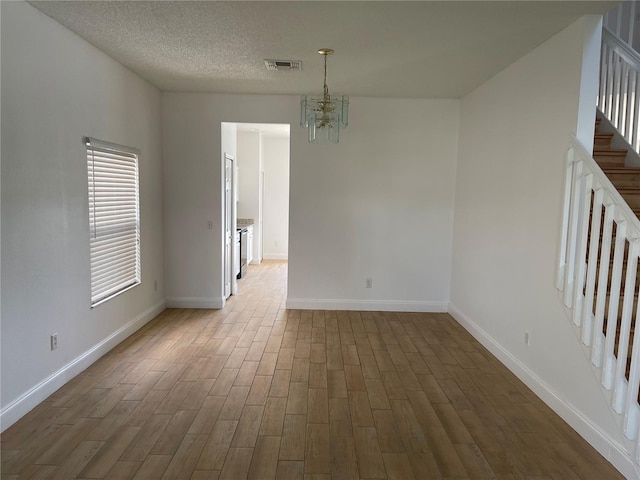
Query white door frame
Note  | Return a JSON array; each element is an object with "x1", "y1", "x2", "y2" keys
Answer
[{"x1": 223, "y1": 153, "x2": 237, "y2": 300}]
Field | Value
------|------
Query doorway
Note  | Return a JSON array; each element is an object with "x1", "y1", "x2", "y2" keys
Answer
[{"x1": 221, "y1": 122, "x2": 290, "y2": 297}]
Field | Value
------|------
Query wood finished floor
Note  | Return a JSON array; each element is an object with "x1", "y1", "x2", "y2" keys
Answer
[{"x1": 1, "y1": 260, "x2": 625, "y2": 479}]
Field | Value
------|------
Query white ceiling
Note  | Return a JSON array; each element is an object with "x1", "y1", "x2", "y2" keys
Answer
[{"x1": 28, "y1": 1, "x2": 615, "y2": 99}]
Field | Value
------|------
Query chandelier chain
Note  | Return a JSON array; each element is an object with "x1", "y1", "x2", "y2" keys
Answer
[{"x1": 323, "y1": 53, "x2": 330, "y2": 102}]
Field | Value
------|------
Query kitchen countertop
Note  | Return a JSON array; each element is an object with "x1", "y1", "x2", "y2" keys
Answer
[{"x1": 237, "y1": 219, "x2": 254, "y2": 232}]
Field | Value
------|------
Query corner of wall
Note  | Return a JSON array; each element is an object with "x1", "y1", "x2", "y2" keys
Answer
[
  {"x1": 575, "y1": 15, "x2": 603, "y2": 154},
  {"x1": 448, "y1": 303, "x2": 638, "y2": 480}
]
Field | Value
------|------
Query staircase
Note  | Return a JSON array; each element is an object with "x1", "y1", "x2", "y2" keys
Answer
[
  {"x1": 592, "y1": 117, "x2": 639, "y2": 386},
  {"x1": 555, "y1": 9, "x2": 640, "y2": 474},
  {"x1": 557, "y1": 130, "x2": 640, "y2": 471}
]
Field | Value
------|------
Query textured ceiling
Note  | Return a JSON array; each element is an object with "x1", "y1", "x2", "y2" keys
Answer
[{"x1": 28, "y1": 1, "x2": 614, "y2": 98}]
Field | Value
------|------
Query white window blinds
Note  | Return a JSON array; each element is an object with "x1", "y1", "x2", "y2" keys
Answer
[{"x1": 86, "y1": 137, "x2": 140, "y2": 306}]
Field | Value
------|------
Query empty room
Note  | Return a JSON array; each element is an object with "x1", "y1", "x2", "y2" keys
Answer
[{"x1": 3, "y1": 1, "x2": 640, "y2": 478}]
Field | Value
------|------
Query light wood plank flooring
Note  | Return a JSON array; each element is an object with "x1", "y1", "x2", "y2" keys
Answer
[{"x1": 1, "y1": 260, "x2": 625, "y2": 479}]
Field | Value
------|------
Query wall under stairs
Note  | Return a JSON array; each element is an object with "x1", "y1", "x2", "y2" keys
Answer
[{"x1": 450, "y1": 16, "x2": 640, "y2": 479}]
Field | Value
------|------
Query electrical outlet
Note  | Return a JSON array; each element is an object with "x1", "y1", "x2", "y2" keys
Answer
[
  {"x1": 524, "y1": 331, "x2": 530, "y2": 346},
  {"x1": 366, "y1": 277, "x2": 373, "y2": 288},
  {"x1": 50, "y1": 333, "x2": 58, "y2": 351},
  {"x1": 207, "y1": 220, "x2": 214, "y2": 230}
]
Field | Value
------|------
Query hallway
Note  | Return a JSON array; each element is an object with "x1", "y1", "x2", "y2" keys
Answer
[{"x1": 0, "y1": 260, "x2": 625, "y2": 479}]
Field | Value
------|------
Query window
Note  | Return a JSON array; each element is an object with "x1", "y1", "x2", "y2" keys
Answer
[{"x1": 86, "y1": 137, "x2": 140, "y2": 306}]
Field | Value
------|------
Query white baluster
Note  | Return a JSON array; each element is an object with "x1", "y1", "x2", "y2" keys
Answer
[
  {"x1": 620, "y1": 62, "x2": 630, "y2": 137},
  {"x1": 557, "y1": 148, "x2": 576, "y2": 291},
  {"x1": 564, "y1": 160, "x2": 585, "y2": 308},
  {"x1": 606, "y1": 47, "x2": 615, "y2": 119},
  {"x1": 593, "y1": 201, "x2": 616, "y2": 368},
  {"x1": 582, "y1": 188, "x2": 605, "y2": 345},
  {"x1": 625, "y1": 304, "x2": 640, "y2": 438},
  {"x1": 599, "y1": 43, "x2": 608, "y2": 112},
  {"x1": 573, "y1": 173, "x2": 594, "y2": 326},
  {"x1": 625, "y1": 69, "x2": 636, "y2": 142},
  {"x1": 603, "y1": 220, "x2": 628, "y2": 390},
  {"x1": 617, "y1": 5, "x2": 623, "y2": 40},
  {"x1": 630, "y1": 1, "x2": 637, "y2": 48},
  {"x1": 613, "y1": 55, "x2": 623, "y2": 130},
  {"x1": 634, "y1": 72, "x2": 640, "y2": 153},
  {"x1": 612, "y1": 239, "x2": 639, "y2": 412}
]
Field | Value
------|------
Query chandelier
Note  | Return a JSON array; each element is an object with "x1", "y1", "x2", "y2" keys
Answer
[{"x1": 300, "y1": 49, "x2": 349, "y2": 144}]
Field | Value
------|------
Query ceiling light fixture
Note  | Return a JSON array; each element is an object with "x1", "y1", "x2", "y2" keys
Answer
[{"x1": 300, "y1": 49, "x2": 349, "y2": 144}]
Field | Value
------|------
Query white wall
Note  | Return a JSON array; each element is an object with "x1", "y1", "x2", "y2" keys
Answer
[
  {"x1": 1, "y1": 2, "x2": 164, "y2": 429},
  {"x1": 237, "y1": 130, "x2": 262, "y2": 262},
  {"x1": 236, "y1": 130, "x2": 289, "y2": 262},
  {"x1": 450, "y1": 16, "x2": 636, "y2": 477},
  {"x1": 262, "y1": 136, "x2": 290, "y2": 260},
  {"x1": 163, "y1": 94, "x2": 295, "y2": 308},
  {"x1": 163, "y1": 94, "x2": 459, "y2": 312},
  {"x1": 288, "y1": 97, "x2": 459, "y2": 311}
]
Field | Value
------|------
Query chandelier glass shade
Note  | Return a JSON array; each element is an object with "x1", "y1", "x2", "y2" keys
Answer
[{"x1": 300, "y1": 49, "x2": 349, "y2": 144}]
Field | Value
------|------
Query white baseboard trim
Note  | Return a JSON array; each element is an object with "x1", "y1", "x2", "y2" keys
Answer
[
  {"x1": 166, "y1": 297, "x2": 224, "y2": 309},
  {"x1": 286, "y1": 298, "x2": 448, "y2": 313},
  {"x1": 0, "y1": 300, "x2": 166, "y2": 433},
  {"x1": 448, "y1": 303, "x2": 639, "y2": 480},
  {"x1": 263, "y1": 253, "x2": 288, "y2": 260}
]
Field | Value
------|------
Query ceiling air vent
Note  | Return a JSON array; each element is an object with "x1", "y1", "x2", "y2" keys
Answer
[{"x1": 264, "y1": 59, "x2": 302, "y2": 71}]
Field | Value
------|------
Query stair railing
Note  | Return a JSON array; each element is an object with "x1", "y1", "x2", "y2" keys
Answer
[
  {"x1": 603, "y1": 2, "x2": 638, "y2": 52},
  {"x1": 598, "y1": 27, "x2": 640, "y2": 156},
  {"x1": 558, "y1": 136, "x2": 640, "y2": 463}
]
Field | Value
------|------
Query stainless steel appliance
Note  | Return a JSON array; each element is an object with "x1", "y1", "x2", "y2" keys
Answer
[
  {"x1": 238, "y1": 228, "x2": 248, "y2": 279},
  {"x1": 234, "y1": 231, "x2": 240, "y2": 278}
]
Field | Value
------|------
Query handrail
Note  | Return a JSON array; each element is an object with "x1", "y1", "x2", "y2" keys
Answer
[
  {"x1": 604, "y1": 2, "x2": 639, "y2": 54},
  {"x1": 570, "y1": 135, "x2": 640, "y2": 233},
  {"x1": 603, "y1": 28, "x2": 640, "y2": 73}
]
